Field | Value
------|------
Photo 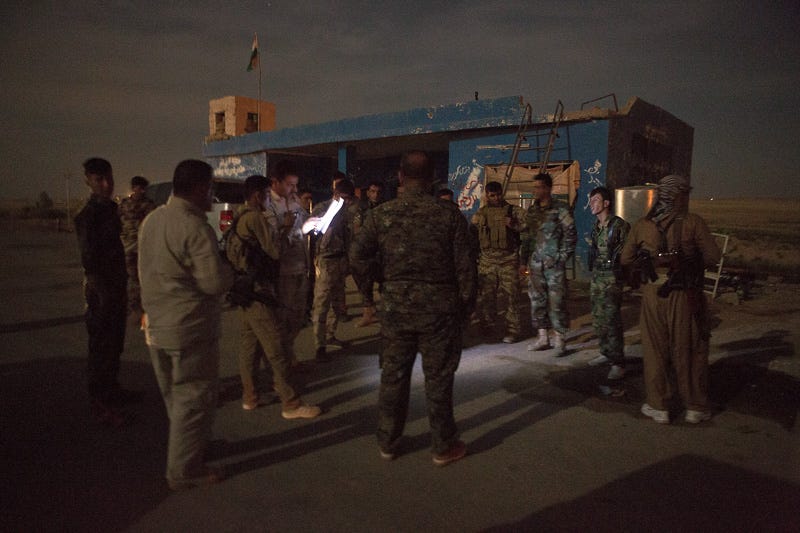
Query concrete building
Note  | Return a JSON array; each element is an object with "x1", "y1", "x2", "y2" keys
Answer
[{"x1": 202, "y1": 95, "x2": 693, "y2": 278}]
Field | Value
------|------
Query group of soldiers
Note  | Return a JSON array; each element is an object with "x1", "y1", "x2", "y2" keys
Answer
[
  {"x1": 471, "y1": 172, "x2": 721, "y2": 427},
  {"x1": 75, "y1": 153, "x2": 720, "y2": 489}
]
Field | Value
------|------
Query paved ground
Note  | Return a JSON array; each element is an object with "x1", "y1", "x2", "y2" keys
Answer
[{"x1": 1, "y1": 225, "x2": 798, "y2": 532}]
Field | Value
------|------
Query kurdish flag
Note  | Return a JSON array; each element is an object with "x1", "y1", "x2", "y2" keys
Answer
[{"x1": 247, "y1": 33, "x2": 259, "y2": 71}]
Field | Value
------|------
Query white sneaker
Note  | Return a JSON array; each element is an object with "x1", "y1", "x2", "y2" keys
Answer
[
  {"x1": 685, "y1": 410, "x2": 712, "y2": 424},
  {"x1": 588, "y1": 355, "x2": 610, "y2": 366},
  {"x1": 607, "y1": 365, "x2": 626, "y2": 380},
  {"x1": 641, "y1": 403, "x2": 669, "y2": 424},
  {"x1": 282, "y1": 404, "x2": 322, "y2": 420}
]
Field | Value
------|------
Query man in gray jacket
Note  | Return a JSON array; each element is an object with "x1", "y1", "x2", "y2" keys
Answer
[{"x1": 139, "y1": 159, "x2": 234, "y2": 490}]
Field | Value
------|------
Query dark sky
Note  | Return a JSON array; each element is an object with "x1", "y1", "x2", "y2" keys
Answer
[{"x1": 2, "y1": 1, "x2": 798, "y2": 200}]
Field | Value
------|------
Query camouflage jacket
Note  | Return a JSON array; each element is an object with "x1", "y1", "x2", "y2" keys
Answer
[
  {"x1": 119, "y1": 194, "x2": 156, "y2": 254},
  {"x1": 349, "y1": 184, "x2": 477, "y2": 315},
  {"x1": 74, "y1": 194, "x2": 127, "y2": 286},
  {"x1": 588, "y1": 215, "x2": 630, "y2": 277},
  {"x1": 520, "y1": 198, "x2": 577, "y2": 267},
  {"x1": 348, "y1": 197, "x2": 382, "y2": 233}
]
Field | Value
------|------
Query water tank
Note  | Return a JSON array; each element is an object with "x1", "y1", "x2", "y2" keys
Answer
[{"x1": 615, "y1": 185, "x2": 656, "y2": 224}]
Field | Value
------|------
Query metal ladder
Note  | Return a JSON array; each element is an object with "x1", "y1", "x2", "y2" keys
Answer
[{"x1": 501, "y1": 100, "x2": 565, "y2": 195}]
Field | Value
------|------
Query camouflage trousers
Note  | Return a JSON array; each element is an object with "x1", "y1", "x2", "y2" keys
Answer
[
  {"x1": 477, "y1": 254, "x2": 523, "y2": 335},
  {"x1": 590, "y1": 272, "x2": 625, "y2": 363},
  {"x1": 125, "y1": 252, "x2": 142, "y2": 314},
  {"x1": 312, "y1": 256, "x2": 348, "y2": 348},
  {"x1": 378, "y1": 312, "x2": 462, "y2": 455},
  {"x1": 527, "y1": 260, "x2": 569, "y2": 334}
]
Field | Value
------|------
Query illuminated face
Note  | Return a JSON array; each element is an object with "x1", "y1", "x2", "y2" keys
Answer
[
  {"x1": 366, "y1": 185, "x2": 382, "y2": 203},
  {"x1": 486, "y1": 189, "x2": 502, "y2": 207},
  {"x1": 276, "y1": 174, "x2": 299, "y2": 199},
  {"x1": 589, "y1": 193, "x2": 609, "y2": 216},
  {"x1": 86, "y1": 171, "x2": 114, "y2": 199}
]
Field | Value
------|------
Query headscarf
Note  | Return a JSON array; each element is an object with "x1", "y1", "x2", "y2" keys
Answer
[{"x1": 648, "y1": 174, "x2": 691, "y2": 224}]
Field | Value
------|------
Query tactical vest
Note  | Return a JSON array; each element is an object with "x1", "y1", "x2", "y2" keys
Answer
[{"x1": 477, "y1": 204, "x2": 519, "y2": 251}]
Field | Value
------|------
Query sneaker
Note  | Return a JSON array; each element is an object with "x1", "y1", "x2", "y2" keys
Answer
[
  {"x1": 379, "y1": 448, "x2": 396, "y2": 461},
  {"x1": 242, "y1": 397, "x2": 265, "y2": 411},
  {"x1": 281, "y1": 404, "x2": 322, "y2": 420},
  {"x1": 607, "y1": 365, "x2": 626, "y2": 380},
  {"x1": 641, "y1": 403, "x2": 669, "y2": 424},
  {"x1": 502, "y1": 335, "x2": 519, "y2": 344},
  {"x1": 588, "y1": 355, "x2": 610, "y2": 366},
  {"x1": 685, "y1": 409, "x2": 712, "y2": 424},
  {"x1": 167, "y1": 466, "x2": 225, "y2": 491},
  {"x1": 432, "y1": 440, "x2": 467, "y2": 467}
]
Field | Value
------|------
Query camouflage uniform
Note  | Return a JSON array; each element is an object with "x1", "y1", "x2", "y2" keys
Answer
[
  {"x1": 265, "y1": 191, "x2": 311, "y2": 364},
  {"x1": 588, "y1": 215, "x2": 630, "y2": 364},
  {"x1": 311, "y1": 199, "x2": 350, "y2": 348},
  {"x1": 349, "y1": 184, "x2": 477, "y2": 455},
  {"x1": 348, "y1": 197, "x2": 382, "y2": 307},
  {"x1": 472, "y1": 201, "x2": 526, "y2": 338},
  {"x1": 119, "y1": 194, "x2": 155, "y2": 314},
  {"x1": 74, "y1": 194, "x2": 128, "y2": 401},
  {"x1": 520, "y1": 198, "x2": 576, "y2": 335}
]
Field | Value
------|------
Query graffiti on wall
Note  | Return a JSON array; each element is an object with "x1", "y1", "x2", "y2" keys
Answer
[
  {"x1": 580, "y1": 159, "x2": 603, "y2": 211},
  {"x1": 450, "y1": 161, "x2": 483, "y2": 212},
  {"x1": 209, "y1": 155, "x2": 265, "y2": 181}
]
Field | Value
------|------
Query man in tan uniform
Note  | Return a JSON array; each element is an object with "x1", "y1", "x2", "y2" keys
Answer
[{"x1": 621, "y1": 174, "x2": 720, "y2": 424}]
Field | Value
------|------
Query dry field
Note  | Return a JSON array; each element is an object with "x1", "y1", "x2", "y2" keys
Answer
[{"x1": 690, "y1": 198, "x2": 800, "y2": 280}]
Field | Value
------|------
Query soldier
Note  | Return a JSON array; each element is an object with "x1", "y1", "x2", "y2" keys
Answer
[
  {"x1": 350, "y1": 151, "x2": 477, "y2": 466},
  {"x1": 264, "y1": 161, "x2": 312, "y2": 369},
  {"x1": 230, "y1": 174, "x2": 321, "y2": 418},
  {"x1": 586, "y1": 187, "x2": 630, "y2": 380},
  {"x1": 119, "y1": 175, "x2": 155, "y2": 321},
  {"x1": 310, "y1": 178, "x2": 355, "y2": 362},
  {"x1": 520, "y1": 173, "x2": 576, "y2": 356},
  {"x1": 74, "y1": 157, "x2": 139, "y2": 425},
  {"x1": 471, "y1": 180, "x2": 526, "y2": 343},
  {"x1": 348, "y1": 180, "x2": 384, "y2": 327},
  {"x1": 621, "y1": 174, "x2": 720, "y2": 424}
]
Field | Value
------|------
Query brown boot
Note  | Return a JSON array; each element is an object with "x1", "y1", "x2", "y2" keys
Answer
[{"x1": 356, "y1": 305, "x2": 378, "y2": 327}]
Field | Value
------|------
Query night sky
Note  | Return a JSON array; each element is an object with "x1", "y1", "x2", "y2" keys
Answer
[{"x1": 2, "y1": 1, "x2": 798, "y2": 200}]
